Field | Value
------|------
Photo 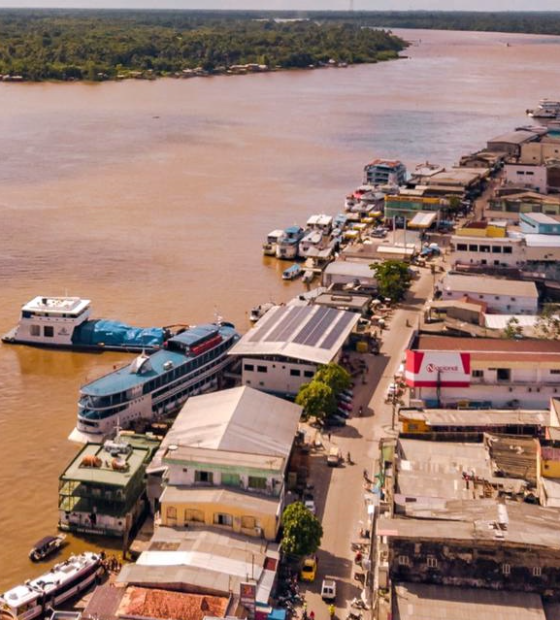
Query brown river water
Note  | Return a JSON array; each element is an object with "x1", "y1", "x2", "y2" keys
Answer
[{"x1": 0, "y1": 27, "x2": 559, "y2": 588}]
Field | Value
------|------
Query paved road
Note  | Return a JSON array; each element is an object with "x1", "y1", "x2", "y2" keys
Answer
[{"x1": 298, "y1": 268, "x2": 435, "y2": 620}]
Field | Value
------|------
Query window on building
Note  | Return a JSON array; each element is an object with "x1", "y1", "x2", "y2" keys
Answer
[
  {"x1": 502, "y1": 563, "x2": 511, "y2": 575},
  {"x1": 30, "y1": 325, "x2": 40, "y2": 336},
  {"x1": 526, "y1": 171, "x2": 534, "y2": 176},
  {"x1": 248, "y1": 476, "x2": 267, "y2": 490},
  {"x1": 222, "y1": 473, "x2": 241, "y2": 487},
  {"x1": 480, "y1": 245, "x2": 490, "y2": 253},
  {"x1": 503, "y1": 246, "x2": 513, "y2": 254},
  {"x1": 184, "y1": 509, "x2": 204, "y2": 523},
  {"x1": 195, "y1": 471, "x2": 214, "y2": 484},
  {"x1": 241, "y1": 515, "x2": 257, "y2": 529},
  {"x1": 304, "y1": 370, "x2": 314, "y2": 378},
  {"x1": 398, "y1": 555, "x2": 409, "y2": 566},
  {"x1": 533, "y1": 566, "x2": 542, "y2": 577},
  {"x1": 44, "y1": 325, "x2": 54, "y2": 337},
  {"x1": 550, "y1": 369, "x2": 560, "y2": 375},
  {"x1": 244, "y1": 364, "x2": 255, "y2": 372},
  {"x1": 472, "y1": 370, "x2": 484, "y2": 378},
  {"x1": 494, "y1": 296, "x2": 500, "y2": 300},
  {"x1": 511, "y1": 297, "x2": 516, "y2": 301},
  {"x1": 290, "y1": 369, "x2": 301, "y2": 377},
  {"x1": 166, "y1": 506, "x2": 177, "y2": 521},
  {"x1": 469, "y1": 244, "x2": 478, "y2": 252},
  {"x1": 479, "y1": 295, "x2": 484, "y2": 299},
  {"x1": 492, "y1": 246, "x2": 502, "y2": 253},
  {"x1": 497, "y1": 368, "x2": 511, "y2": 382},
  {"x1": 427, "y1": 556, "x2": 438, "y2": 568},
  {"x1": 257, "y1": 366, "x2": 268, "y2": 373},
  {"x1": 214, "y1": 513, "x2": 233, "y2": 526},
  {"x1": 457, "y1": 243, "x2": 468, "y2": 251}
]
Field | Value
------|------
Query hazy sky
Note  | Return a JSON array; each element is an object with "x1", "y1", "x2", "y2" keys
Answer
[{"x1": 0, "y1": 0, "x2": 559, "y2": 11}]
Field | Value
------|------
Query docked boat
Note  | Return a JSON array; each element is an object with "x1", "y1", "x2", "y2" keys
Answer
[
  {"x1": 1, "y1": 296, "x2": 179, "y2": 353},
  {"x1": 29, "y1": 535, "x2": 66, "y2": 562},
  {"x1": 249, "y1": 302, "x2": 275, "y2": 323},
  {"x1": 276, "y1": 226, "x2": 305, "y2": 260},
  {"x1": 71, "y1": 321, "x2": 240, "y2": 442},
  {"x1": 302, "y1": 270, "x2": 315, "y2": 284},
  {"x1": 282, "y1": 264, "x2": 302, "y2": 280},
  {"x1": 262, "y1": 229, "x2": 284, "y2": 256},
  {"x1": 0, "y1": 552, "x2": 102, "y2": 620},
  {"x1": 527, "y1": 99, "x2": 560, "y2": 119}
]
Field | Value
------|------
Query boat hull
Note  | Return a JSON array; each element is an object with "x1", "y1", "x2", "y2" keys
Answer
[{"x1": 1, "y1": 332, "x2": 157, "y2": 354}]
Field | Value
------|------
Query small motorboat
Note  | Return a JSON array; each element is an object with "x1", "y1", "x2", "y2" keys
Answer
[
  {"x1": 29, "y1": 534, "x2": 67, "y2": 562},
  {"x1": 282, "y1": 264, "x2": 302, "y2": 280},
  {"x1": 249, "y1": 302, "x2": 275, "y2": 323},
  {"x1": 302, "y1": 270, "x2": 315, "y2": 284}
]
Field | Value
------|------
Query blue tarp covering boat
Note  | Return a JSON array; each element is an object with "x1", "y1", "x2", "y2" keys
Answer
[{"x1": 72, "y1": 319, "x2": 164, "y2": 349}]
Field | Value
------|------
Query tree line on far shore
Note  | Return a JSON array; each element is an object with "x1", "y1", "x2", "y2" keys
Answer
[{"x1": 0, "y1": 10, "x2": 406, "y2": 81}]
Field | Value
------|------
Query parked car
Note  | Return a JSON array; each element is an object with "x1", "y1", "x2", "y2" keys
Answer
[
  {"x1": 321, "y1": 578, "x2": 337, "y2": 601},
  {"x1": 327, "y1": 447, "x2": 342, "y2": 467},
  {"x1": 300, "y1": 556, "x2": 318, "y2": 582},
  {"x1": 304, "y1": 499, "x2": 317, "y2": 515},
  {"x1": 326, "y1": 414, "x2": 346, "y2": 427}
]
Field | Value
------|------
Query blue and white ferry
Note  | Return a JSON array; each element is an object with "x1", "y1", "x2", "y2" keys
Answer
[{"x1": 71, "y1": 322, "x2": 240, "y2": 442}]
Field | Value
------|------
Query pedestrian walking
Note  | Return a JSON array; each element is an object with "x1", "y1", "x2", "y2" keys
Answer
[{"x1": 328, "y1": 431, "x2": 331, "y2": 442}]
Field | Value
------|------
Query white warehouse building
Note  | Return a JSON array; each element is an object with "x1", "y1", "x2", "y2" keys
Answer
[
  {"x1": 229, "y1": 305, "x2": 360, "y2": 397},
  {"x1": 437, "y1": 273, "x2": 539, "y2": 315}
]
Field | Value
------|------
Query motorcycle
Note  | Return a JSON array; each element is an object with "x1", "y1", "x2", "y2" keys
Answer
[
  {"x1": 350, "y1": 598, "x2": 369, "y2": 610},
  {"x1": 346, "y1": 612, "x2": 362, "y2": 620}
]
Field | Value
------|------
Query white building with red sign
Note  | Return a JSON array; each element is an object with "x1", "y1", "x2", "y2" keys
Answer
[{"x1": 405, "y1": 336, "x2": 560, "y2": 409}]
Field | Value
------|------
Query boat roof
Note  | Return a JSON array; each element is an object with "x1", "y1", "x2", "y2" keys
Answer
[
  {"x1": 22, "y1": 296, "x2": 90, "y2": 316},
  {"x1": 81, "y1": 323, "x2": 237, "y2": 397},
  {"x1": 267, "y1": 229, "x2": 284, "y2": 237},
  {"x1": 32, "y1": 535, "x2": 59, "y2": 548},
  {"x1": 0, "y1": 552, "x2": 99, "y2": 609}
]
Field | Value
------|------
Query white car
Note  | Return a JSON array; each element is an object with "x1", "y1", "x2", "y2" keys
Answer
[
  {"x1": 304, "y1": 499, "x2": 317, "y2": 515},
  {"x1": 321, "y1": 578, "x2": 337, "y2": 601}
]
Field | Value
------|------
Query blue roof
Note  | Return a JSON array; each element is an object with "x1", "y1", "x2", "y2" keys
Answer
[
  {"x1": 285, "y1": 226, "x2": 303, "y2": 234},
  {"x1": 81, "y1": 323, "x2": 238, "y2": 397}
]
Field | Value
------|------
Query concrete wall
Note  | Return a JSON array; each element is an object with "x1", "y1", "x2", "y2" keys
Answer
[
  {"x1": 242, "y1": 358, "x2": 318, "y2": 396},
  {"x1": 388, "y1": 538, "x2": 560, "y2": 593},
  {"x1": 520, "y1": 141, "x2": 560, "y2": 165},
  {"x1": 504, "y1": 164, "x2": 547, "y2": 193},
  {"x1": 161, "y1": 496, "x2": 279, "y2": 540},
  {"x1": 450, "y1": 236, "x2": 524, "y2": 268},
  {"x1": 439, "y1": 288, "x2": 537, "y2": 314}
]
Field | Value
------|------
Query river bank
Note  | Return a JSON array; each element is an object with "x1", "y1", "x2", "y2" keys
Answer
[{"x1": 0, "y1": 27, "x2": 554, "y2": 591}]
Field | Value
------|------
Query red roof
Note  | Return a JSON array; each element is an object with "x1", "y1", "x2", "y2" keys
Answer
[{"x1": 365, "y1": 158, "x2": 403, "y2": 168}]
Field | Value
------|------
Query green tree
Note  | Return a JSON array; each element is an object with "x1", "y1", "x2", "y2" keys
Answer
[
  {"x1": 370, "y1": 260, "x2": 412, "y2": 303},
  {"x1": 314, "y1": 362, "x2": 351, "y2": 395},
  {"x1": 281, "y1": 501, "x2": 323, "y2": 558},
  {"x1": 295, "y1": 381, "x2": 336, "y2": 421},
  {"x1": 536, "y1": 304, "x2": 560, "y2": 340},
  {"x1": 503, "y1": 317, "x2": 523, "y2": 339}
]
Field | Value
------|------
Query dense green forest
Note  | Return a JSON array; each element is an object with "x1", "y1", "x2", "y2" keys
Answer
[
  {"x1": 331, "y1": 10, "x2": 560, "y2": 35},
  {"x1": 0, "y1": 10, "x2": 405, "y2": 81}
]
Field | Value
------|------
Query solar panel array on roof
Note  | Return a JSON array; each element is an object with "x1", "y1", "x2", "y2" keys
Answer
[
  {"x1": 293, "y1": 307, "x2": 332, "y2": 347},
  {"x1": 265, "y1": 307, "x2": 308, "y2": 343},
  {"x1": 247, "y1": 307, "x2": 285, "y2": 343},
  {"x1": 321, "y1": 312, "x2": 356, "y2": 350}
]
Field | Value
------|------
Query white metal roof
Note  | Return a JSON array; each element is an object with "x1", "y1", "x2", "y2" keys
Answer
[
  {"x1": 483, "y1": 314, "x2": 539, "y2": 329},
  {"x1": 525, "y1": 234, "x2": 560, "y2": 248},
  {"x1": 22, "y1": 296, "x2": 90, "y2": 315},
  {"x1": 408, "y1": 211, "x2": 437, "y2": 229},
  {"x1": 323, "y1": 261, "x2": 376, "y2": 279},
  {"x1": 442, "y1": 273, "x2": 538, "y2": 298},
  {"x1": 147, "y1": 386, "x2": 301, "y2": 474},
  {"x1": 229, "y1": 305, "x2": 360, "y2": 365}
]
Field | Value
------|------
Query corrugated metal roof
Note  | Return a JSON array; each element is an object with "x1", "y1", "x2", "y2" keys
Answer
[
  {"x1": 148, "y1": 387, "x2": 301, "y2": 474},
  {"x1": 441, "y1": 273, "x2": 538, "y2": 298},
  {"x1": 394, "y1": 583, "x2": 545, "y2": 620},
  {"x1": 408, "y1": 211, "x2": 437, "y2": 229},
  {"x1": 229, "y1": 305, "x2": 359, "y2": 365}
]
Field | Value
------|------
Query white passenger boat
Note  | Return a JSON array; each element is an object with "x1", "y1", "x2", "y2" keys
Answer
[
  {"x1": 249, "y1": 302, "x2": 275, "y2": 322},
  {"x1": 71, "y1": 321, "x2": 240, "y2": 442},
  {"x1": 527, "y1": 99, "x2": 560, "y2": 119},
  {"x1": 262, "y1": 229, "x2": 284, "y2": 256},
  {"x1": 0, "y1": 552, "x2": 101, "y2": 620},
  {"x1": 1, "y1": 296, "x2": 172, "y2": 353},
  {"x1": 276, "y1": 226, "x2": 305, "y2": 260}
]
